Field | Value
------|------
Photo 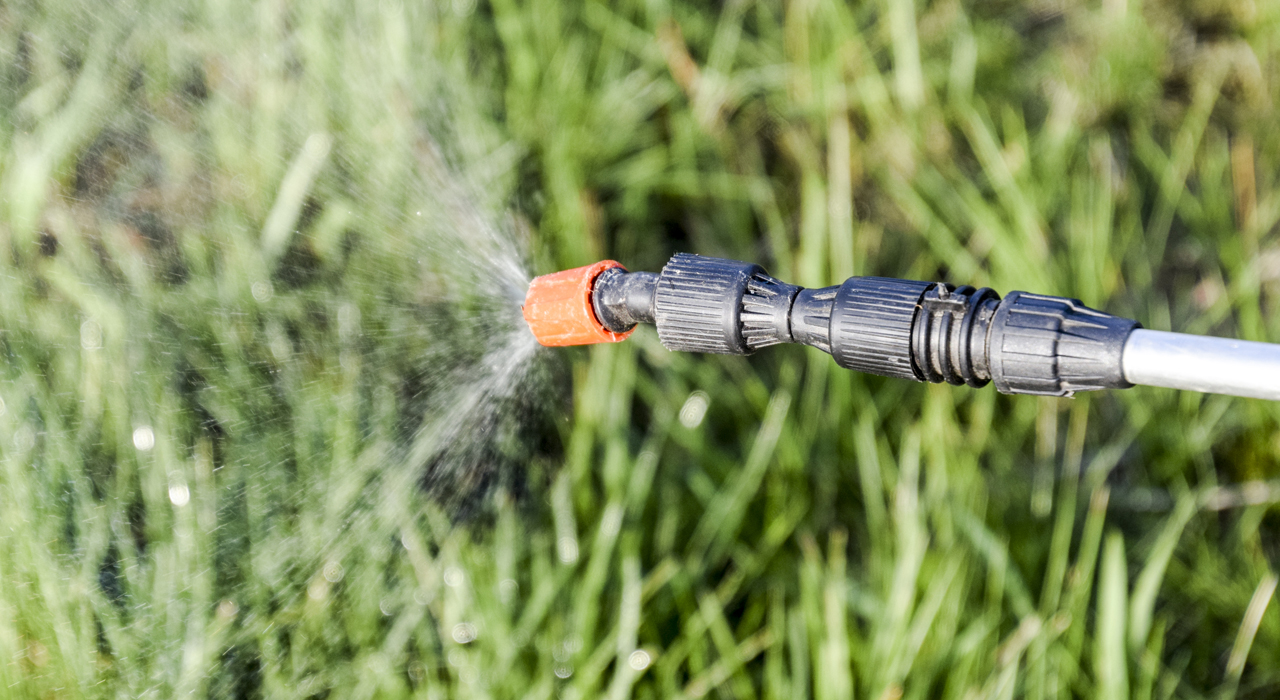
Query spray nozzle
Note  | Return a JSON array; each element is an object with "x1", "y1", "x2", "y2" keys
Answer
[
  {"x1": 523, "y1": 253, "x2": 1280, "y2": 401},
  {"x1": 521, "y1": 260, "x2": 636, "y2": 346}
]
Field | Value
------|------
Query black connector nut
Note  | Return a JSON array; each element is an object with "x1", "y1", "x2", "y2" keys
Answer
[
  {"x1": 829, "y1": 277, "x2": 932, "y2": 381},
  {"x1": 652, "y1": 253, "x2": 799, "y2": 355},
  {"x1": 986, "y1": 292, "x2": 1139, "y2": 396}
]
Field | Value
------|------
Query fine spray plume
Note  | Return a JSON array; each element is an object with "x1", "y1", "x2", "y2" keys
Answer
[
  {"x1": 523, "y1": 253, "x2": 1280, "y2": 401},
  {"x1": 398, "y1": 140, "x2": 560, "y2": 517}
]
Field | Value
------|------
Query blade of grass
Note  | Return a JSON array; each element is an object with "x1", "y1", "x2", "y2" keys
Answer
[
  {"x1": 1219, "y1": 572, "x2": 1278, "y2": 700},
  {"x1": 1096, "y1": 531, "x2": 1129, "y2": 700},
  {"x1": 1128, "y1": 494, "x2": 1196, "y2": 654}
]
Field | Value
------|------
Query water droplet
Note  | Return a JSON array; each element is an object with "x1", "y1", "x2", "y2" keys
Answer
[
  {"x1": 499, "y1": 578, "x2": 518, "y2": 601},
  {"x1": 554, "y1": 635, "x2": 582, "y2": 662},
  {"x1": 217, "y1": 599, "x2": 239, "y2": 619},
  {"x1": 628, "y1": 649, "x2": 651, "y2": 671},
  {"x1": 302, "y1": 133, "x2": 331, "y2": 158},
  {"x1": 251, "y1": 280, "x2": 273, "y2": 302},
  {"x1": 168, "y1": 483, "x2": 190, "y2": 507},
  {"x1": 452, "y1": 622, "x2": 477, "y2": 644},
  {"x1": 323, "y1": 560, "x2": 345, "y2": 583},
  {"x1": 132, "y1": 426, "x2": 155, "y2": 451},
  {"x1": 679, "y1": 391, "x2": 709, "y2": 428},
  {"x1": 379, "y1": 598, "x2": 395, "y2": 616},
  {"x1": 554, "y1": 663, "x2": 573, "y2": 679},
  {"x1": 443, "y1": 567, "x2": 464, "y2": 587},
  {"x1": 80, "y1": 320, "x2": 102, "y2": 351}
]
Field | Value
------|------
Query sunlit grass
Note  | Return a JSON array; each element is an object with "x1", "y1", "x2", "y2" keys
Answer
[{"x1": 1, "y1": 0, "x2": 1279, "y2": 698}]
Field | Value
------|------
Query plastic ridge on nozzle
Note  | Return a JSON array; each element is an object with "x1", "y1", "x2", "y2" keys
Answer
[{"x1": 524, "y1": 253, "x2": 1143, "y2": 398}]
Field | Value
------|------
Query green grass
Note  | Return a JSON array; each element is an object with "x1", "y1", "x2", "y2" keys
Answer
[{"x1": 2, "y1": 0, "x2": 1280, "y2": 697}]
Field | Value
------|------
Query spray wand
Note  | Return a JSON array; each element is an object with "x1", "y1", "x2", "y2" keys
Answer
[{"x1": 522, "y1": 254, "x2": 1280, "y2": 401}]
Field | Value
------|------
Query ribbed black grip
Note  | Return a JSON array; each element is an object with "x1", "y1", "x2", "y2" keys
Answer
[
  {"x1": 986, "y1": 292, "x2": 1139, "y2": 396},
  {"x1": 641, "y1": 253, "x2": 1141, "y2": 398},
  {"x1": 655, "y1": 254, "x2": 762, "y2": 354},
  {"x1": 829, "y1": 277, "x2": 932, "y2": 380}
]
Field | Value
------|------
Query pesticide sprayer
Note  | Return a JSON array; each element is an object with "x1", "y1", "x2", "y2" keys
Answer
[{"x1": 521, "y1": 254, "x2": 1280, "y2": 401}]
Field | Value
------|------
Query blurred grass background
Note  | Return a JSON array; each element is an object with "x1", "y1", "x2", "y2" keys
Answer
[{"x1": 2, "y1": 0, "x2": 1280, "y2": 697}]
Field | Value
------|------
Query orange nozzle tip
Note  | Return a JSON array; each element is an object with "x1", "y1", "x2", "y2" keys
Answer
[{"x1": 522, "y1": 260, "x2": 635, "y2": 347}]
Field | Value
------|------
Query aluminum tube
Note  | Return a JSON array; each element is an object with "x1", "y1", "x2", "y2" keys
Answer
[{"x1": 1122, "y1": 329, "x2": 1280, "y2": 401}]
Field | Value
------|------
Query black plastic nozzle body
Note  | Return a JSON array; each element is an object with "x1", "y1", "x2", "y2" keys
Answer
[{"x1": 592, "y1": 253, "x2": 1139, "y2": 397}]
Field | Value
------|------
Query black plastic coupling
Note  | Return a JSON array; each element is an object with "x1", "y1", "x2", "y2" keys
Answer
[
  {"x1": 649, "y1": 253, "x2": 799, "y2": 355},
  {"x1": 824, "y1": 279, "x2": 1138, "y2": 396},
  {"x1": 823, "y1": 279, "x2": 999, "y2": 386},
  {"x1": 589, "y1": 253, "x2": 1139, "y2": 398},
  {"x1": 592, "y1": 267, "x2": 658, "y2": 331},
  {"x1": 985, "y1": 292, "x2": 1139, "y2": 395},
  {"x1": 911, "y1": 284, "x2": 1001, "y2": 387},
  {"x1": 829, "y1": 277, "x2": 933, "y2": 381}
]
